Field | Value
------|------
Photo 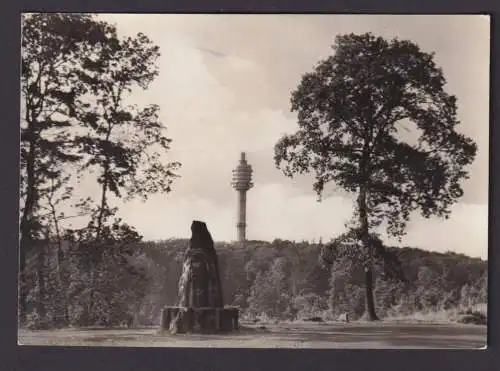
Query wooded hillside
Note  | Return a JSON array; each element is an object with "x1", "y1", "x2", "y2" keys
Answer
[{"x1": 24, "y1": 238, "x2": 487, "y2": 328}]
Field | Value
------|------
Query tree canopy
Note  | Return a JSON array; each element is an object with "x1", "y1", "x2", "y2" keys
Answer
[
  {"x1": 274, "y1": 33, "x2": 477, "y2": 320},
  {"x1": 20, "y1": 13, "x2": 180, "y2": 327}
]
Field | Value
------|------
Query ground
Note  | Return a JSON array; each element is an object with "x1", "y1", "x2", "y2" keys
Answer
[{"x1": 18, "y1": 321, "x2": 487, "y2": 349}]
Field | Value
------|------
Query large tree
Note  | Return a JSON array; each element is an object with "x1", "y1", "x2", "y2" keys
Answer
[
  {"x1": 274, "y1": 33, "x2": 477, "y2": 320},
  {"x1": 20, "y1": 13, "x2": 114, "y2": 323},
  {"x1": 20, "y1": 13, "x2": 180, "y2": 327},
  {"x1": 62, "y1": 22, "x2": 180, "y2": 323}
]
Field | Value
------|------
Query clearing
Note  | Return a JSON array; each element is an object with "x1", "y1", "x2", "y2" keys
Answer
[{"x1": 18, "y1": 321, "x2": 486, "y2": 349}]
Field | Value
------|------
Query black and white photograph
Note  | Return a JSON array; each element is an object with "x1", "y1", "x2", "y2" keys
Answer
[{"x1": 18, "y1": 13, "x2": 489, "y2": 349}]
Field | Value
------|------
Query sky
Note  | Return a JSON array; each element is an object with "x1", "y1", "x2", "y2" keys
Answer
[{"x1": 74, "y1": 14, "x2": 489, "y2": 259}]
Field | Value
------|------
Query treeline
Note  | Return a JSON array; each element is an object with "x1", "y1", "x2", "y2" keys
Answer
[{"x1": 23, "y1": 238, "x2": 487, "y2": 329}]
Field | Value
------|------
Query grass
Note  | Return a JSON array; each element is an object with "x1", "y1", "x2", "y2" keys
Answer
[
  {"x1": 240, "y1": 303, "x2": 488, "y2": 326},
  {"x1": 385, "y1": 303, "x2": 487, "y2": 325}
]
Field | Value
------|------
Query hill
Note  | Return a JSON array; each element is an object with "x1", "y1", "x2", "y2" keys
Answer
[
  {"x1": 132, "y1": 239, "x2": 487, "y2": 325},
  {"x1": 22, "y1": 238, "x2": 487, "y2": 329}
]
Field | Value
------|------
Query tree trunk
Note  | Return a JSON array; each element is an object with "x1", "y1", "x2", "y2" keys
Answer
[
  {"x1": 49, "y1": 194, "x2": 70, "y2": 326},
  {"x1": 357, "y1": 185, "x2": 380, "y2": 321},
  {"x1": 363, "y1": 267, "x2": 378, "y2": 320},
  {"x1": 96, "y1": 120, "x2": 113, "y2": 239},
  {"x1": 20, "y1": 124, "x2": 37, "y2": 239},
  {"x1": 35, "y1": 245, "x2": 47, "y2": 327},
  {"x1": 19, "y1": 131, "x2": 38, "y2": 325},
  {"x1": 56, "y1": 243, "x2": 69, "y2": 325},
  {"x1": 90, "y1": 152, "x2": 111, "y2": 325},
  {"x1": 18, "y1": 239, "x2": 29, "y2": 325},
  {"x1": 96, "y1": 162, "x2": 109, "y2": 240}
]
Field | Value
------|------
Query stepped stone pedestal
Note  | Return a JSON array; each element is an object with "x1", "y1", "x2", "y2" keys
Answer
[
  {"x1": 160, "y1": 306, "x2": 239, "y2": 334},
  {"x1": 159, "y1": 221, "x2": 239, "y2": 334}
]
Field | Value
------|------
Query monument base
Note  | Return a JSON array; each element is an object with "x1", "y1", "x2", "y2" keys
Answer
[{"x1": 160, "y1": 306, "x2": 239, "y2": 334}]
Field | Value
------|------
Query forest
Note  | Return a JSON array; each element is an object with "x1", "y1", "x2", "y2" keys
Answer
[{"x1": 24, "y1": 237, "x2": 487, "y2": 328}]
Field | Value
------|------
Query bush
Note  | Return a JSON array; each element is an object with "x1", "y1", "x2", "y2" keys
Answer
[
  {"x1": 25, "y1": 309, "x2": 50, "y2": 330},
  {"x1": 303, "y1": 316, "x2": 324, "y2": 322},
  {"x1": 458, "y1": 311, "x2": 487, "y2": 325},
  {"x1": 292, "y1": 293, "x2": 329, "y2": 320}
]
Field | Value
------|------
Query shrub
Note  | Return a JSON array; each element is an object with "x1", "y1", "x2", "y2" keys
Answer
[
  {"x1": 293, "y1": 293, "x2": 329, "y2": 320},
  {"x1": 458, "y1": 311, "x2": 487, "y2": 325}
]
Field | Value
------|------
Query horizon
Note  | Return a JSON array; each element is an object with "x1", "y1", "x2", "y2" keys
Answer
[{"x1": 137, "y1": 234, "x2": 489, "y2": 262}]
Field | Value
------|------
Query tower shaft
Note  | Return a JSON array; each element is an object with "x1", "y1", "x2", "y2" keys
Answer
[{"x1": 237, "y1": 190, "x2": 247, "y2": 242}]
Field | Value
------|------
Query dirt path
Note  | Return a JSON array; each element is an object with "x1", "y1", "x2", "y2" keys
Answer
[{"x1": 18, "y1": 322, "x2": 487, "y2": 349}]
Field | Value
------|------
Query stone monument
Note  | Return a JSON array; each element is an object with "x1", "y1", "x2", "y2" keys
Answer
[{"x1": 160, "y1": 221, "x2": 239, "y2": 334}]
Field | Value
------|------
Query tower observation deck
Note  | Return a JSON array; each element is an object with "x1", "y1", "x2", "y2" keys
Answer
[{"x1": 231, "y1": 152, "x2": 253, "y2": 243}]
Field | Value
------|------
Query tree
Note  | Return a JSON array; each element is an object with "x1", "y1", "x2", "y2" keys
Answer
[
  {"x1": 72, "y1": 27, "x2": 180, "y2": 240},
  {"x1": 416, "y1": 266, "x2": 442, "y2": 311},
  {"x1": 321, "y1": 228, "x2": 406, "y2": 319},
  {"x1": 62, "y1": 24, "x2": 180, "y2": 320},
  {"x1": 247, "y1": 257, "x2": 291, "y2": 319},
  {"x1": 274, "y1": 33, "x2": 477, "y2": 320},
  {"x1": 20, "y1": 13, "x2": 181, "y2": 327},
  {"x1": 20, "y1": 13, "x2": 114, "y2": 323}
]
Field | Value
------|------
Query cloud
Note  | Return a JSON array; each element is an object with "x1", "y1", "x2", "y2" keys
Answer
[
  {"x1": 79, "y1": 14, "x2": 490, "y2": 260},
  {"x1": 401, "y1": 203, "x2": 488, "y2": 259},
  {"x1": 122, "y1": 34, "x2": 297, "y2": 205}
]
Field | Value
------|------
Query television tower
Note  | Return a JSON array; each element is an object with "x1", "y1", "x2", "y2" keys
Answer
[{"x1": 231, "y1": 152, "x2": 253, "y2": 243}]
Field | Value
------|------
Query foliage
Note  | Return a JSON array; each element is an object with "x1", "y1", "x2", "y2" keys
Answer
[
  {"x1": 22, "y1": 237, "x2": 487, "y2": 328},
  {"x1": 321, "y1": 227, "x2": 406, "y2": 281},
  {"x1": 274, "y1": 33, "x2": 477, "y2": 320},
  {"x1": 20, "y1": 13, "x2": 116, "y2": 320},
  {"x1": 73, "y1": 27, "x2": 180, "y2": 230},
  {"x1": 247, "y1": 257, "x2": 292, "y2": 318},
  {"x1": 458, "y1": 309, "x2": 487, "y2": 325},
  {"x1": 19, "y1": 13, "x2": 180, "y2": 327}
]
